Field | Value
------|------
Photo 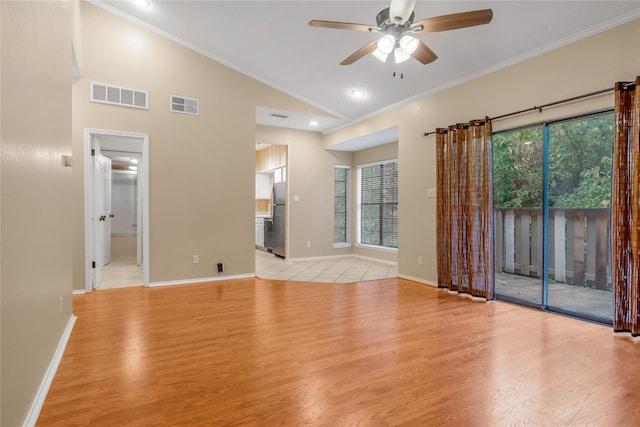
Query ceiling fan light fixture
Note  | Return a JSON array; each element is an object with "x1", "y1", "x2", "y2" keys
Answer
[
  {"x1": 399, "y1": 35, "x2": 419, "y2": 55},
  {"x1": 377, "y1": 34, "x2": 395, "y2": 55},
  {"x1": 372, "y1": 48, "x2": 389, "y2": 63},
  {"x1": 394, "y1": 46, "x2": 411, "y2": 64}
]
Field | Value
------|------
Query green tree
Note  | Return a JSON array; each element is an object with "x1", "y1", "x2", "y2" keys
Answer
[
  {"x1": 493, "y1": 126, "x2": 543, "y2": 208},
  {"x1": 548, "y1": 114, "x2": 613, "y2": 208},
  {"x1": 492, "y1": 112, "x2": 613, "y2": 209}
]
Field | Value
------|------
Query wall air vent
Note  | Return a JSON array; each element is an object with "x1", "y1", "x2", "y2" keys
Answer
[
  {"x1": 170, "y1": 95, "x2": 199, "y2": 116},
  {"x1": 270, "y1": 113, "x2": 288, "y2": 120},
  {"x1": 90, "y1": 82, "x2": 148, "y2": 110}
]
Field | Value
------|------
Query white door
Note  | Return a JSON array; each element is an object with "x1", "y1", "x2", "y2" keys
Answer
[
  {"x1": 92, "y1": 139, "x2": 104, "y2": 289},
  {"x1": 103, "y1": 156, "x2": 112, "y2": 265}
]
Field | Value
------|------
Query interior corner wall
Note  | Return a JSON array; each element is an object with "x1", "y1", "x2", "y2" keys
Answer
[
  {"x1": 256, "y1": 125, "x2": 352, "y2": 259},
  {"x1": 1, "y1": 1, "x2": 74, "y2": 425},
  {"x1": 323, "y1": 18, "x2": 640, "y2": 285},
  {"x1": 72, "y1": 3, "x2": 334, "y2": 288}
]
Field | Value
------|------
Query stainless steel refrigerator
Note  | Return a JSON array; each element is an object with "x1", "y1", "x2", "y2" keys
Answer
[{"x1": 264, "y1": 182, "x2": 285, "y2": 258}]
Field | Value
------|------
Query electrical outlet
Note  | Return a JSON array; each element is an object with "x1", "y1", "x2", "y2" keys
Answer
[
  {"x1": 217, "y1": 263, "x2": 224, "y2": 273},
  {"x1": 426, "y1": 188, "x2": 437, "y2": 198},
  {"x1": 418, "y1": 256, "x2": 423, "y2": 265},
  {"x1": 193, "y1": 255, "x2": 199, "y2": 264},
  {"x1": 306, "y1": 241, "x2": 311, "y2": 248}
]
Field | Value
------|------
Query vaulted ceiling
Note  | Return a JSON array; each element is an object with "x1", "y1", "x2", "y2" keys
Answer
[{"x1": 97, "y1": 1, "x2": 640, "y2": 134}]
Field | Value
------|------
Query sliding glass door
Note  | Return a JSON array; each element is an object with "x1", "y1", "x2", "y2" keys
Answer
[
  {"x1": 493, "y1": 111, "x2": 614, "y2": 322},
  {"x1": 546, "y1": 112, "x2": 614, "y2": 320},
  {"x1": 493, "y1": 126, "x2": 544, "y2": 306}
]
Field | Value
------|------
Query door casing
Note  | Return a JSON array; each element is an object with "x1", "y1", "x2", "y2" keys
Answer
[{"x1": 84, "y1": 129, "x2": 149, "y2": 292}]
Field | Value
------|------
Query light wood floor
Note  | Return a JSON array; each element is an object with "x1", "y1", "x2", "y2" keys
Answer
[{"x1": 38, "y1": 278, "x2": 640, "y2": 426}]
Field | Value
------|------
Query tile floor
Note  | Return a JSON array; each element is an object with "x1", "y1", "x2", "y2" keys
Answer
[
  {"x1": 98, "y1": 257, "x2": 143, "y2": 290},
  {"x1": 97, "y1": 252, "x2": 397, "y2": 289},
  {"x1": 255, "y1": 249, "x2": 397, "y2": 284}
]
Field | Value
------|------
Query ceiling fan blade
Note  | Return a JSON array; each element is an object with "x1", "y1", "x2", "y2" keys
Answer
[
  {"x1": 340, "y1": 40, "x2": 378, "y2": 65},
  {"x1": 389, "y1": 0, "x2": 416, "y2": 24},
  {"x1": 412, "y1": 41, "x2": 438, "y2": 65},
  {"x1": 413, "y1": 9, "x2": 493, "y2": 33},
  {"x1": 308, "y1": 20, "x2": 375, "y2": 32}
]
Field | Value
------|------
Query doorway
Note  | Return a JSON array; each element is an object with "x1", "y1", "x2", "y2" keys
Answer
[
  {"x1": 84, "y1": 129, "x2": 149, "y2": 292},
  {"x1": 255, "y1": 144, "x2": 288, "y2": 267}
]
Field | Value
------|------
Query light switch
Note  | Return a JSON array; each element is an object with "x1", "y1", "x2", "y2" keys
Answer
[{"x1": 293, "y1": 195, "x2": 300, "y2": 202}]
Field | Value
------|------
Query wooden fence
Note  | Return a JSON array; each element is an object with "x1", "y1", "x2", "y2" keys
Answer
[{"x1": 494, "y1": 208, "x2": 611, "y2": 290}]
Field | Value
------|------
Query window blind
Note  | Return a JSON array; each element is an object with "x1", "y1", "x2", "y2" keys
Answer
[
  {"x1": 358, "y1": 160, "x2": 398, "y2": 248},
  {"x1": 334, "y1": 166, "x2": 349, "y2": 244}
]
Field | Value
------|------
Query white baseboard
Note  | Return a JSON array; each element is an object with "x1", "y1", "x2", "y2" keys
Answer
[
  {"x1": 398, "y1": 274, "x2": 438, "y2": 287},
  {"x1": 24, "y1": 314, "x2": 77, "y2": 427},
  {"x1": 72, "y1": 289, "x2": 87, "y2": 295},
  {"x1": 352, "y1": 254, "x2": 397, "y2": 266},
  {"x1": 148, "y1": 273, "x2": 254, "y2": 288}
]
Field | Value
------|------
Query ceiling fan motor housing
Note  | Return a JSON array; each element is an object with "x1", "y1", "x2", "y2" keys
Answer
[{"x1": 376, "y1": 7, "x2": 415, "y2": 30}]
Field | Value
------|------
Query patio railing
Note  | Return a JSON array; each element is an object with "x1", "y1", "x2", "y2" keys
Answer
[{"x1": 494, "y1": 207, "x2": 611, "y2": 290}]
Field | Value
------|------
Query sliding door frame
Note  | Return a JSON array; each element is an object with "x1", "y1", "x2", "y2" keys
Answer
[{"x1": 494, "y1": 108, "x2": 614, "y2": 325}]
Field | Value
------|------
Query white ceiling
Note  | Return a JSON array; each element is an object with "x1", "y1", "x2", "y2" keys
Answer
[{"x1": 96, "y1": 0, "x2": 640, "y2": 139}]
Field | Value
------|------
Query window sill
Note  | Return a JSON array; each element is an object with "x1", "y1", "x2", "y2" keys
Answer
[{"x1": 354, "y1": 243, "x2": 398, "y2": 254}]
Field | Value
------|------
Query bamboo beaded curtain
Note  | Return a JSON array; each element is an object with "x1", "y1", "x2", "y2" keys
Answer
[
  {"x1": 435, "y1": 119, "x2": 495, "y2": 300},
  {"x1": 612, "y1": 76, "x2": 640, "y2": 336}
]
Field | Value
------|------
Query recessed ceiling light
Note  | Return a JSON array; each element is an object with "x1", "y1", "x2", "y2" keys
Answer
[
  {"x1": 309, "y1": 120, "x2": 319, "y2": 126},
  {"x1": 350, "y1": 89, "x2": 366, "y2": 99}
]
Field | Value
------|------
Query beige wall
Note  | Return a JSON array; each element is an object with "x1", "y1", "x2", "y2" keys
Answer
[
  {"x1": 324, "y1": 18, "x2": 640, "y2": 284},
  {"x1": 112, "y1": 235, "x2": 137, "y2": 259},
  {"x1": 1, "y1": 1, "x2": 74, "y2": 425},
  {"x1": 73, "y1": 3, "x2": 333, "y2": 288}
]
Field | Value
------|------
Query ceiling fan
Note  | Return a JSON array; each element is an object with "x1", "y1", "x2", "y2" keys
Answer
[{"x1": 309, "y1": 0, "x2": 493, "y2": 66}]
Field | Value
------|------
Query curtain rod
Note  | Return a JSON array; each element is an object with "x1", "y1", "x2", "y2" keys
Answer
[{"x1": 422, "y1": 85, "x2": 618, "y2": 137}]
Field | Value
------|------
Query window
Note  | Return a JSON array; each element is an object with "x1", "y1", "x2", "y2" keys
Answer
[
  {"x1": 334, "y1": 166, "x2": 350, "y2": 245},
  {"x1": 357, "y1": 160, "x2": 398, "y2": 249}
]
